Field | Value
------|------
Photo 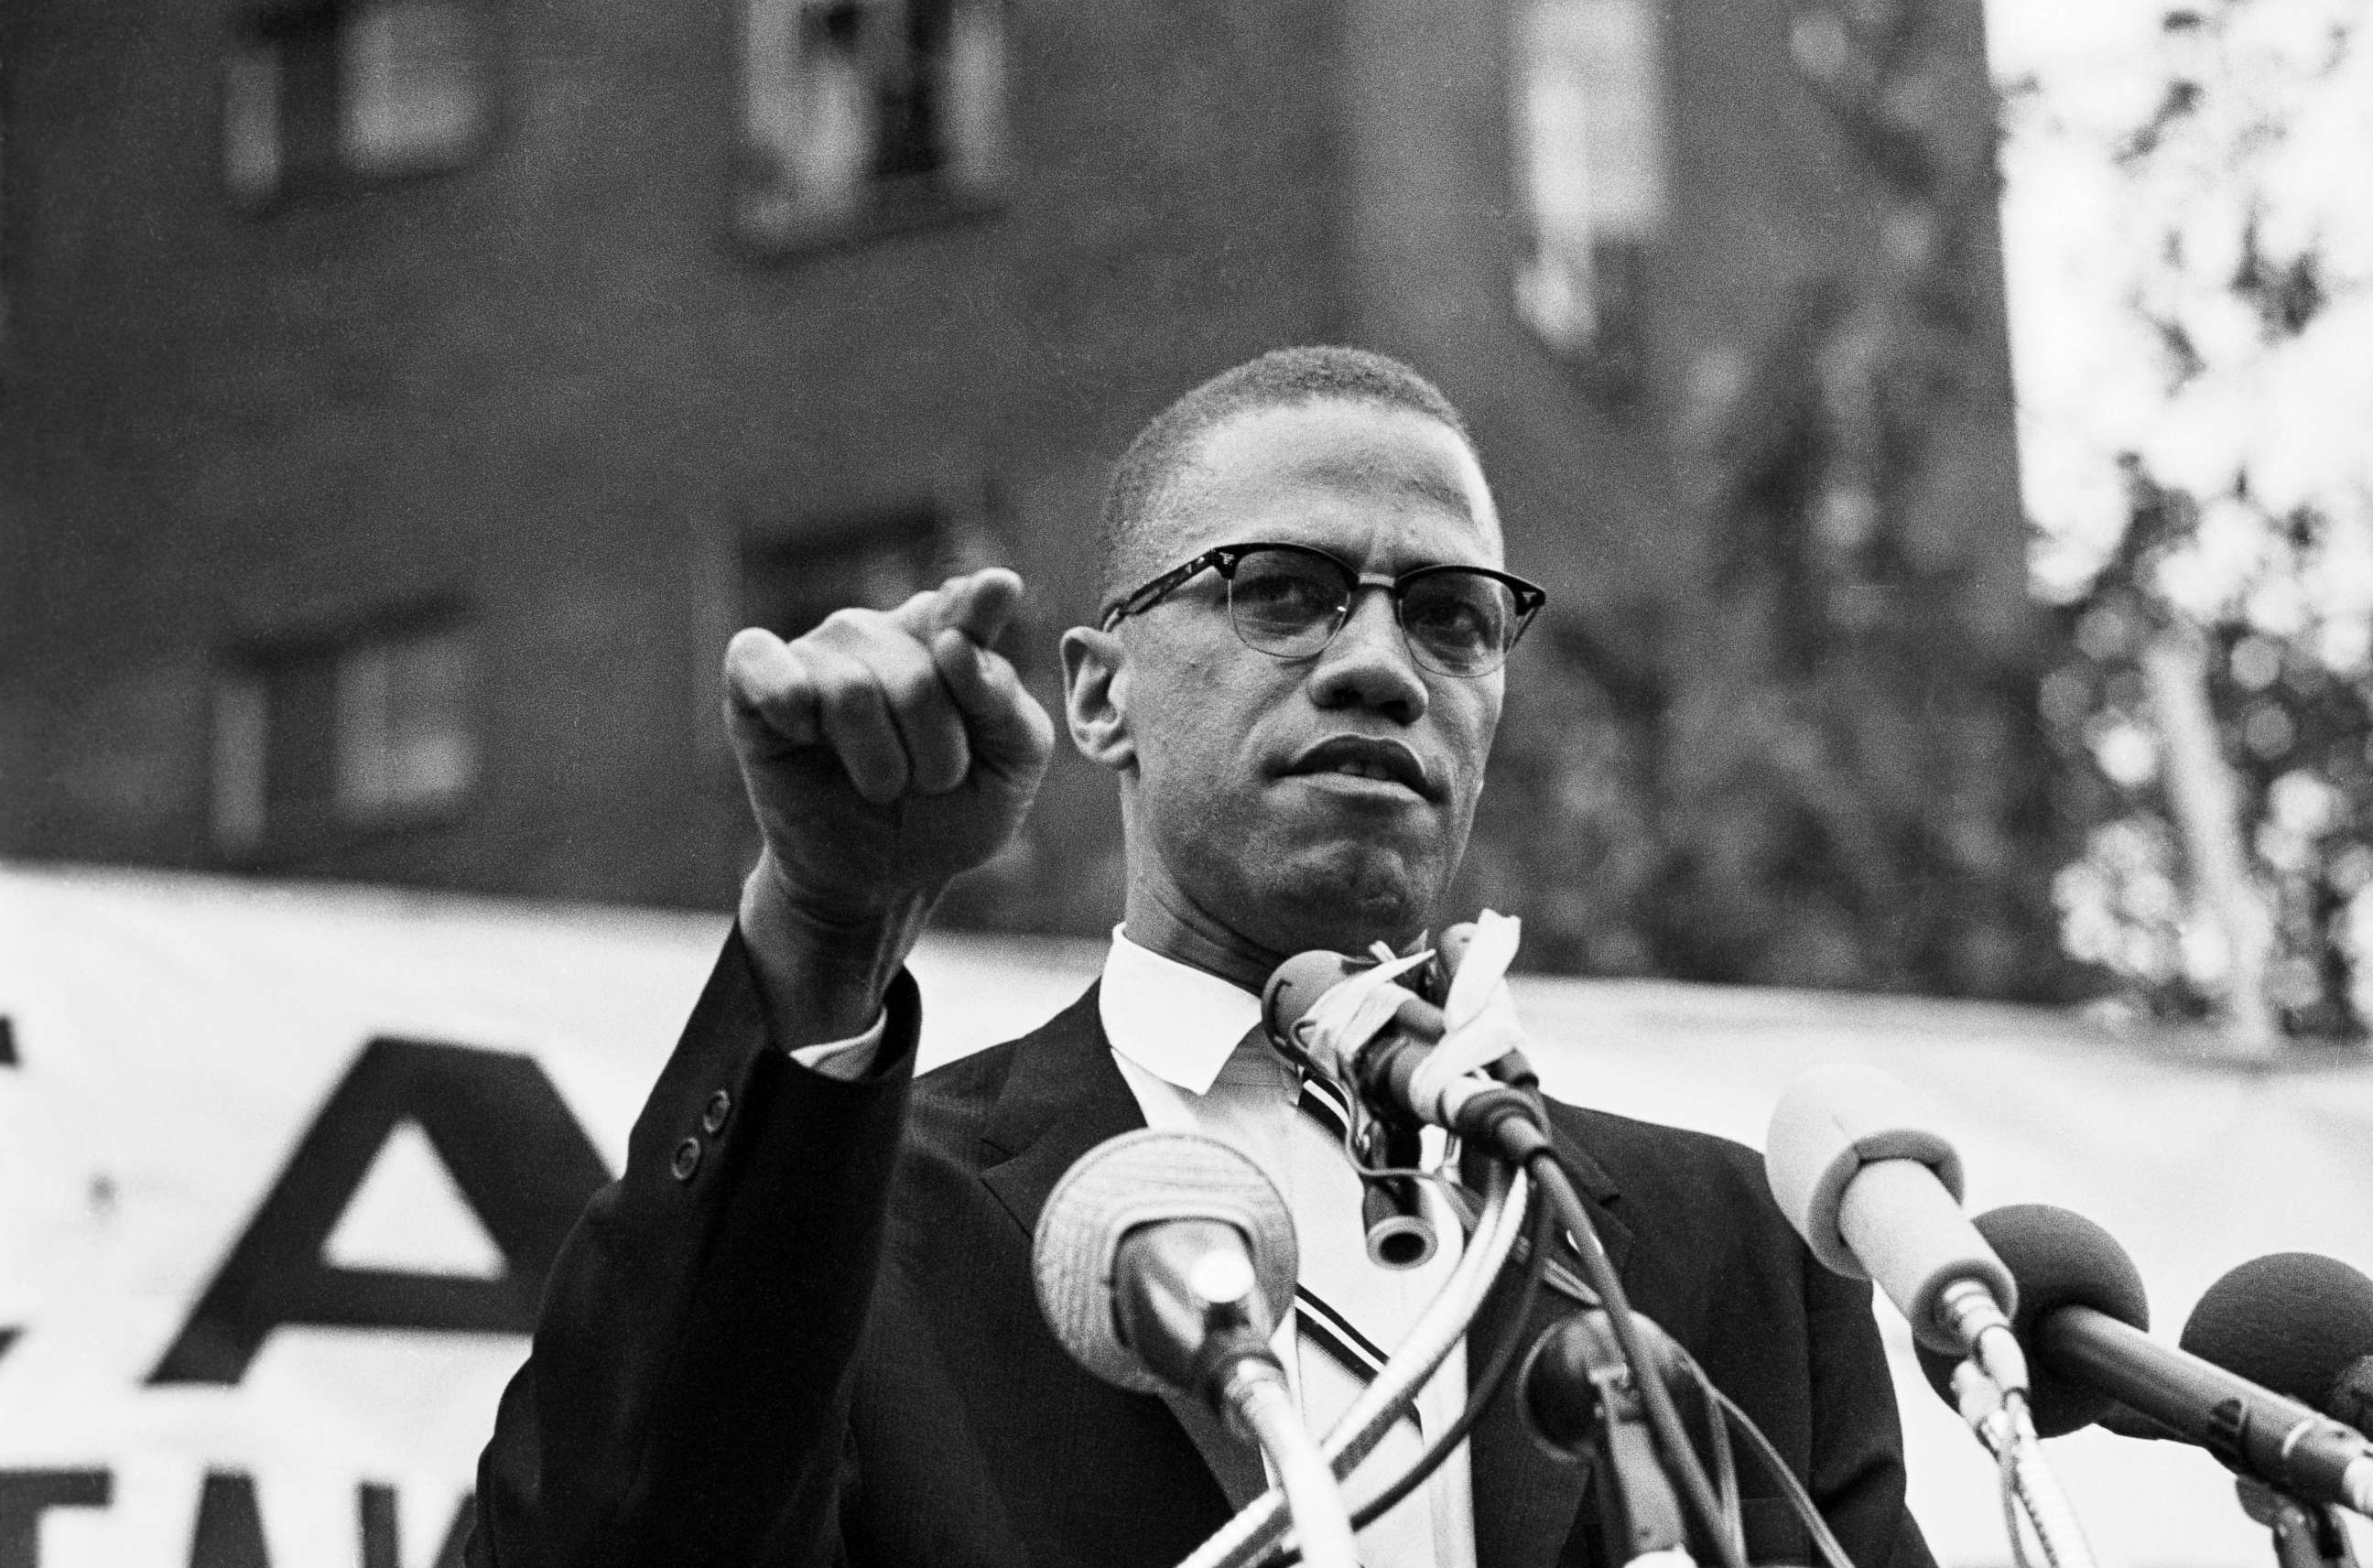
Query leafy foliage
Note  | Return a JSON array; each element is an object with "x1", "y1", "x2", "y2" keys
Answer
[
  {"x1": 2011, "y1": 0, "x2": 2373, "y2": 1039},
  {"x1": 1464, "y1": 0, "x2": 2080, "y2": 1001}
]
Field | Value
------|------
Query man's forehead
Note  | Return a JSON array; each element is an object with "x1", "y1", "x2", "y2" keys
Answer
[{"x1": 1162, "y1": 397, "x2": 1501, "y2": 555}]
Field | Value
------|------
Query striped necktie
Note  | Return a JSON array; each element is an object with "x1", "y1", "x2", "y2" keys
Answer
[
  {"x1": 1288, "y1": 1074, "x2": 1425, "y2": 1442},
  {"x1": 1207, "y1": 1037, "x2": 1473, "y2": 1568}
]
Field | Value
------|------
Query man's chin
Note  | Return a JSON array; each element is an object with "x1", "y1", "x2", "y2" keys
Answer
[{"x1": 1240, "y1": 849, "x2": 1440, "y2": 957}]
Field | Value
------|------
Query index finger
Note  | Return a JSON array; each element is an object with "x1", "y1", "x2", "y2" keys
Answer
[{"x1": 894, "y1": 567, "x2": 1024, "y2": 650}]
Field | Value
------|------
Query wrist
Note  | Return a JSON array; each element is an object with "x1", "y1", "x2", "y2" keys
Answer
[{"x1": 739, "y1": 851, "x2": 935, "y2": 1046}]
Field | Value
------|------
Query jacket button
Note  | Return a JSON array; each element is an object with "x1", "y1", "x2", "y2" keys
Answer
[
  {"x1": 701, "y1": 1089, "x2": 732, "y2": 1135},
  {"x1": 671, "y1": 1137, "x2": 702, "y2": 1181}
]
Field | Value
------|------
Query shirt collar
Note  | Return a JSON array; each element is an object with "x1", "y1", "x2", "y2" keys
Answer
[{"x1": 1099, "y1": 925, "x2": 1265, "y2": 1097}]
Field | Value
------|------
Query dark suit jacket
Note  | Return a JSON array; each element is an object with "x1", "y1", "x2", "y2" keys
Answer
[{"x1": 469, "y1": 931, "x2": 1936, "y2": 1568}]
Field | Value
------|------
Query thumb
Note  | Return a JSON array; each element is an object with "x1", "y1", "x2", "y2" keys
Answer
[{"x1": 899, "y1": 568, "x2": 1024, "y2": 650}]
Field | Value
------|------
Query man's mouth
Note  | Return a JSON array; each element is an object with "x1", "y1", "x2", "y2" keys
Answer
[{"x1": 1283, "y1": 736, "x2": 1439, "y2": 800}]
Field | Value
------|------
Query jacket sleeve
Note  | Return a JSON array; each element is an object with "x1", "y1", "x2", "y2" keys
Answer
[
  {"x1": 1802, "y1": 1256, "x2": 1939, "y2": 1568},
  {"x1": 466, "y1": 925, "x2": 921, "y2": 1568}
]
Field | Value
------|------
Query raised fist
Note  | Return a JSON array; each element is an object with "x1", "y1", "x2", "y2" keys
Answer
[{"x1": 723, "y1": 568, "x2": 1055, "y2": 984}]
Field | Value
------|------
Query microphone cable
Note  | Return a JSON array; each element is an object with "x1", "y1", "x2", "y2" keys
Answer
[
  {"x1": 1514, "y1": 1141, "x2": 1751, "y2": 1568},
  {"x1": 1274, "y1": 1141, "x2": 1758, "y2": 1568},
  {"x1": 1300, "y1": 1147, "x2": 1877, "y2": 1568},
  {"x1": 1701, "y1": 1376, "x2": 1857, "y2": 1568},
  {"x1": 1178, "y1": 1162, "x2": 1534, "y2": 1568},
  {"x1": 1247, "y1": 937, "x2": 1750, "y2": 1568},
  {"x1": 1256, "y1": 1184, "x2": 1558, "y2": 1566}
]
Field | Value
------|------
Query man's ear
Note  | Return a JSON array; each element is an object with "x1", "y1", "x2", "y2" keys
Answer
[{"x1": 1060, "y1": 625, "x2": 1134, "y2": 772}]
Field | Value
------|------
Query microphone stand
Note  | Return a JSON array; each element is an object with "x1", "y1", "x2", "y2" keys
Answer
[
  {"x1": 2236, "y1": 1478, "x2": 2363, "y2": 1568},
  {"x1": 1222, "y1": 1364, "x2": 1360, "y2": 1568},
  {"x1": 1950, "y1": 1363, "x2": 2098, "y2": 1568}
]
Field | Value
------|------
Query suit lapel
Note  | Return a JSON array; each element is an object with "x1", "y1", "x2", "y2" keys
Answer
[
  {"x1": 974, "y1": 983, "x2": 1272, "y2": 1509},
  {"x1": 976, "y1": 981, "x2": 1144, "y2": 1235},
  {"x1": 1468, "y1": 1119, "x2": 1634, "y2": 1568}
]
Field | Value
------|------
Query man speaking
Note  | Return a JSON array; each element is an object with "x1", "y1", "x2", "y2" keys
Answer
[{"x1": 466, "y1": 349, "x2": 1934, "y2": 1568}]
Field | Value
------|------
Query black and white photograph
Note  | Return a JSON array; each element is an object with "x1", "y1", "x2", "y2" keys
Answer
[{"x1": 1, "y1": 0, "x2": 2368, "y2": 1563}]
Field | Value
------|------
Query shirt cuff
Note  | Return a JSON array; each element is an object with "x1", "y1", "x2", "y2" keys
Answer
[{"x1": 786, "y1": 1011, "x2": 889, "y2": 1080}]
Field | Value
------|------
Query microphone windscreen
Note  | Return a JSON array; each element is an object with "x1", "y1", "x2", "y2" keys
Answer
[
  {"x1": 1262, "y1": 950, "x2": 1362, "y2": 1051},
  {"x1": 2179, "y1": 1252, "x2": 2373, "y2": 1421},
  {"x1": 1912, "y1": 1204, "x2": 2151, "y2": 1438},
  {"x1": 1765, "y1": 1065, "x2": 1963, "y2": 1280},
  {"x1": 1033, "y1": 1130, "x2": 1297, "y2": 1395},
  {"x1": 2332, "y1": 1357, "x2": 2373, "y2": 1438}
]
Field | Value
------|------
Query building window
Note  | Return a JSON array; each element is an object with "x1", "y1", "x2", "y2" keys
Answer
[
  {"x1": 213, "y1": 615, "x2": 480, "y2": 854},
  {"x1": 1512, "y1": 0, "x2": 1668, "y2": 392},
  {"x1": 734, "y1": 0, "x2": 1008, "y2": 249},
  {"x1": 224, "y1": 0, "x2": 491, "y2": 205}
]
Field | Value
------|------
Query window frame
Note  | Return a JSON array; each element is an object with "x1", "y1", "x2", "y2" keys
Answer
[
  {"x1": 211, "y1": 600, "x2": 483, "y2": 865},
  {"x1": 220, "y1": 0, "x2": 498, "y2": 211},
  {"x1": 729, "y1": 0, "x2": 1013, "y2": 258},
  {"x1": 1508, "y1": 0, "x2": 1672, "y2": 401}
]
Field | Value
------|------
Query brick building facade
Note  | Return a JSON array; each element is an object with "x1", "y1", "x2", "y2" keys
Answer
[{"x1": 0, "y1": 0, "x2": 2045, "y2": 988}]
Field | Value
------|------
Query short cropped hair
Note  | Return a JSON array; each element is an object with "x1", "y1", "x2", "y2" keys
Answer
[{"x1": 1096, "y1": 346, "x2": 1479, "y2": 602}]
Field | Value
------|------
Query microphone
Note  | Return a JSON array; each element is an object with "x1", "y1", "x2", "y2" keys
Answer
[
  {"x1": 1764, "y1": 1065, "x2": 2023, "y2": 1381},
  {"x1": 1916, "y1": 1206, "x2": 2373, "y2": 1516},
  {"x1": 1262, "y1": 945, "x2": 1543, "y2": 1158},
  {"x1": 1520, "y1": 1308, "x2": 1697, "y2": 1563},
  {"x1": 2183, "y1": 1253, "x2": 2373, "y2": 1442},
  {"x1": 1033, "y1": 1130, "x2": 1298, "y2": 1411},
  {"x1": 1033, "y1": 1130, "x2": 1360, "y2": 1568},
  {"x1": 1910, "y1": 1205, "x2": 2150, "y2": 1438}
]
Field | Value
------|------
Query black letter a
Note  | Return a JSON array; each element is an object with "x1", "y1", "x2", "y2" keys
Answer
[{"x1": 150, "y1": 1038, "x2": 610, "y2": 1384}]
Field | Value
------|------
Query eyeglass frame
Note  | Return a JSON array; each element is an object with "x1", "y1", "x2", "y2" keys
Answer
[{"x1": 1095, "y1": 540, "x2": 1548, "y2": 676}]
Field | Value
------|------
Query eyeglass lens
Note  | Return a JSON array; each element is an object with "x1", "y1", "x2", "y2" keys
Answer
[{"x1": 1226, "y1": 549, "x2": 1520, "y2": 676}]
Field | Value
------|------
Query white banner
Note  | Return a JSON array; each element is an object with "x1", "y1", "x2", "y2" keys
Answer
[{"x1": 2, "y1": 864, "x2": 2368, "y2": 1566}]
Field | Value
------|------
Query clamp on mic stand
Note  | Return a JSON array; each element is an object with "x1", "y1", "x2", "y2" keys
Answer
[
  {"x1": 2235, "y1": 1479, "x2": 2364, "y2": 1568},
  {"x1": 1269, "y1": 944, "x2": 1454, "y2": 1271},
  {"x1": 1520, "y1": 1309, "x2": 1699, "y2": 1568},
  {"x1": 1949, "y1": 1361, "x2": 2097, "y2": 1568}
]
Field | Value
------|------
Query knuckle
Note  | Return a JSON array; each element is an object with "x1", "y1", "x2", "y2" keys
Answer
[
  {"x1": 879, "y1": 663, "x2": 939, "y2": 714},
  {"x1": 914, "y1": 704, "x2": 967, "y2": 755},
  {"x1": 807, "y1": 606, "x2": 881, "y2": 646}
]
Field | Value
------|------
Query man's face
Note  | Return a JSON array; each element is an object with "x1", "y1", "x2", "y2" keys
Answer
[{"x1": 1099, "y1": 396, "x2": 1508, "y2": 959}]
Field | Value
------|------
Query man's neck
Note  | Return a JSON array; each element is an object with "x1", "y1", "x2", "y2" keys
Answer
[
  {"x1": 1120, "y1": 872, "x2": 1426, "y2": 996},
  {"x1": 1118, "y1": 887, "x2": 1279, "y2": 996}
]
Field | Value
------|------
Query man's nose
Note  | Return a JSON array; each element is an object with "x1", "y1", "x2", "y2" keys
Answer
[{"x1": 1306, "y1": 589, "x2": 1428, "y2": 722}]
